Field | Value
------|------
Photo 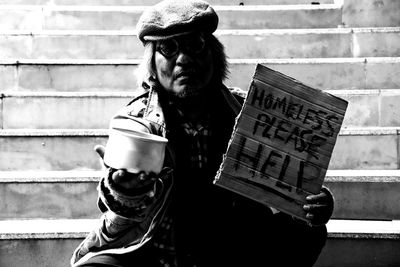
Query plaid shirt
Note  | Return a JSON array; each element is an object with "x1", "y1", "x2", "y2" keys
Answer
[
  {"x1": 151, "y1": 107, "x2": 212, "y2": 267},
  {"x1": 179, "y1": 115, "x2": 211, "y2": 169}
]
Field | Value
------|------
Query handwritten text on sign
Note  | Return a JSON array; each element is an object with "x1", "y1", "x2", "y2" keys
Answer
[{"x1": 214, "y1": 64, "x2": 348, "y2": 222}]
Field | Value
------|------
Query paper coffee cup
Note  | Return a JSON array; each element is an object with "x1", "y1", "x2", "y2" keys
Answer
[{"x1": 103, "y1": 127, "x2": 168, "y2": 174}]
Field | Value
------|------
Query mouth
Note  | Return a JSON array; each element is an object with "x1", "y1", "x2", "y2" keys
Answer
[{"x1": 175, "y1": 69, "x2": 195, "y2": 79}]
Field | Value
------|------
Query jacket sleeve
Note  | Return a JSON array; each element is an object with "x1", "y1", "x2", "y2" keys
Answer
[
  {"x1": 71, "y1": 98, "x2": 173, "y2": 266},
  {"x1": 71, "y1": 167, "x2": 173, "y2": 266}
]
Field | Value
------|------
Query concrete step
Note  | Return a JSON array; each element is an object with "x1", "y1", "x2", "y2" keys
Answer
[
  {"x1": 0, "y1": 170, "x2": 398, "y2": 220},
  {"x1": 0, "y1": 57, "x2": 399, "y2": 92},
  {"x1": 0, "y1": 127, "x2": 399, "y2": 171},
  {"x1": 0, "y1": 219, "x2": 94, "y2": 267},
  {"x1": 1, "y1": 92, "x2": 135, "y2": 129},
  {"x1": 2, "y1": 0, "x2": 398, "y2": 29},
  {"x1": 343, "y1": 0, "x2": 400, "y2": 28},
  {"x1": 0, "y1": 219, "x2": 398, "y2": 267},
  {"x1": 315, "y1": 219, "x2": 400, "y2": 267},
  {"x1": 331, "y1": 127, "x2": 400, "y2": 170},
  {"x1": 324, "y1": 170, "x2": 400, "y2": 220},
  {"x1": 330, "y1": 89, "x2": 400, "y2": 128},
  {"x1": 1, "y1": 27, "x2": 399, "y2": 59},
  {"x1": 0, "y1": 4, "x2": 342, "y2": 30},
  {"x1": 0, "y1": 129, "x2": 107, "y2": 171},
  {"x1": 229, "y1": 57, "x2": 400, "y2": 91},
  {"x1": 3, "y1": 89, "x2": 400, "y2": 129},
  {"x1": 0, "y1": 171, "x2": 101, "y2": 219},
  {"x1": 0, "y1": 0, "x2": 334, "y2": 5}
]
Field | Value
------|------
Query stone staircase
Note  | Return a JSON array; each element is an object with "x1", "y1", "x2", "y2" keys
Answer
[{"x1": 0, "y1": 0, "x2": 399, "y2": 266}]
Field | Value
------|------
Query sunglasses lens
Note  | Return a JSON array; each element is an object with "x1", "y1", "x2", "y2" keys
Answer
[
  {"x1": 157, "y1": 39, "x2": 179, "y2": 57},
  {"x1": 157, "y1": 34, "x2": 206, "y2": 57},
  {"x1": 187, "y1": 35, "x2": 205, "y2": 54}
]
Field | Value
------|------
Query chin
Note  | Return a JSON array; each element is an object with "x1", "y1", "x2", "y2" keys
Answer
[{"x1": 174, "y1": 86, "x2": 204, "y2": 99}]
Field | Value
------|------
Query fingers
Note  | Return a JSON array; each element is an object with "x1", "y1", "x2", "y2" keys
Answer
[
  {"x1": 303, "y1": 203, "x2": 326, "y2": 212},
  {"x1": 304, "y1": 190, "x2": 335, "y2": 226},
  {"x1": 111, "y1": 169, "x2": 128, "y2": 184},
  {"x1": 303, "y1": 202, "x2": 332, "y2": 226},
  {"x1": 112, "y1": 170, "x2": 154, "y2": 184},
  {"x1": 306, "y1": 191, "x2": 329, "y2": 203},
  {"x1": 94, "y1": 145, "x2": 106, "y2": 159},
  {"x1": 111, "y1": 169, "x2": 156, "y2": 190}
]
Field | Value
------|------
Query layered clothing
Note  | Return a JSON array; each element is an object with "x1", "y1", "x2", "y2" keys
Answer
[{"x1": 71, "y1": 82, "x2": 327, "y2": 267}]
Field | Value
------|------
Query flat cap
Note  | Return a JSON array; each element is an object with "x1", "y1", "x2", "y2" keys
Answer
[{"x1": 136, "y1": 0, "x2": 218, "y2": 42}]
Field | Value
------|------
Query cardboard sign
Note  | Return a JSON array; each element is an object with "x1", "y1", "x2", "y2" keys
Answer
[{"x1": 214, "y1": 64, "x2": 348, "y2": 222}]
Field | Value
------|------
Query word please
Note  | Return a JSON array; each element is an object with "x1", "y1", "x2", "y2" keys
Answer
[
  {"x1": 252, "y1": 113, "x2": 327, "y2": 160},
  {"x1": 250, "y1": 86, "x2": 339, "y2": 138}
]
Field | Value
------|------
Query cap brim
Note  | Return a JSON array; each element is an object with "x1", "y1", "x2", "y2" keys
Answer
[{"x1": 142, "y1": 30, "x2": 195, "y2": 41}]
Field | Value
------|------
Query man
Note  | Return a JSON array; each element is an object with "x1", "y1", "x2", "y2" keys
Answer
[{"x1": 71, "y1": 0, "x2": 334, "y2": 266}]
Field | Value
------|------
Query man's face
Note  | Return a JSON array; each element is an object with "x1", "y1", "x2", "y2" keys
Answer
[{"x1": 154, "y1": 33, "x2": 214, "y2": 98}]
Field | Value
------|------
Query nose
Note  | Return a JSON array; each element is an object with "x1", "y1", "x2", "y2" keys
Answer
[{"x1": 175, "y1": 50, "x2": 195, "y2": 66}]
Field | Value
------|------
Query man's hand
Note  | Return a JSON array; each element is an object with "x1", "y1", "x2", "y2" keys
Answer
[
  {"x1": 303, "y1": 188, "x2": 334, "y2": 226},
  {"x1": 94, "y1": 145, "x2": 156, "y2": 190},
  {"x1": 110, "y1": 169, "x2": 156, "y2": 190}
]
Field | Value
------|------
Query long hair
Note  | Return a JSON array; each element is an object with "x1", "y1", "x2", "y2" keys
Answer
[
  {"x1": 134, "y1": 34, "x2": 229, "y2": 88},
  {"x1": 134, "y1": 41, "x2": 157, "y2": 88}
]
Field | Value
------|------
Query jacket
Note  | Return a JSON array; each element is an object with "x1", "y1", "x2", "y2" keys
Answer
[{"x1": 71, "y1": 83, "x2": 327, "y2": 267}]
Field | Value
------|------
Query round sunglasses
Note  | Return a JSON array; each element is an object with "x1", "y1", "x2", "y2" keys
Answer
[{"x1": 156, "y1": 34, "x2": 206, "y2": 58}]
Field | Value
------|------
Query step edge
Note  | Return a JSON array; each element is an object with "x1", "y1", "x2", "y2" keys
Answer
[
  {"x1": 4, "y1": 88, "x2": 400, "y2": 98},
  {"x1": 325, "y1": 169, "x2": 400, "y2": 182},
  {"x1": 1, "y1": 169, "x2": 400, "y2": 183},
  {"x1": 1, "y1": 57, "x2": 399, "y2": 65},
  {"x1": 2, "y1": 26, "x2": 399, "y2": 36},
  {"x1": 327, "y1": 219, "x2": 400, "y2": 239},
  {"x1": 0, "y1": 219, "x2": 398, "y2": 240},
  {"x1": 1, "y1": 127, "x2": 399, "y2": 136},
  {"x1": 0, "y1": 170, "x2": 102, "y2": 182},
  {"x1": 0, "y1": 4, "x2": 342, "y2": 12},
  {"x1": 1, "y1": 91, "x2": 139, "y2": 98},
  {"x1": 0, "y1": 129, "x2": 108, "y2": 136}
]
